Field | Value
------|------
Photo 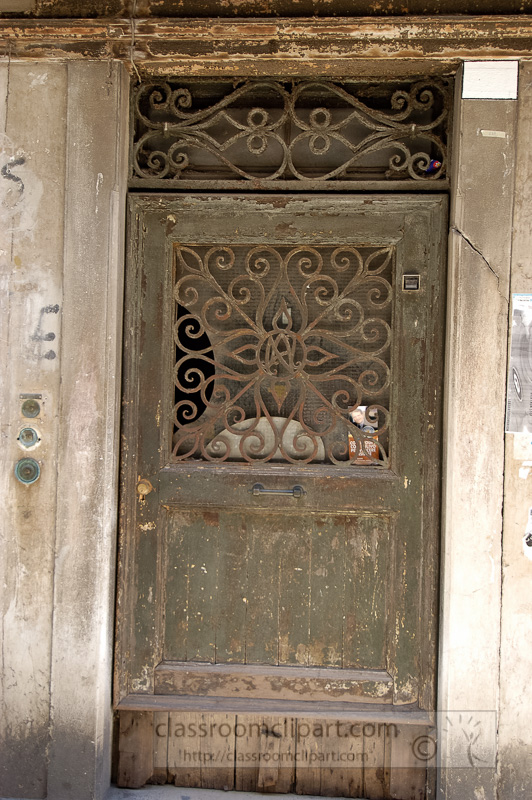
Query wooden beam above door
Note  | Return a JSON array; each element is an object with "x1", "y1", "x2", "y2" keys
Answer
[{"x1": 2, "y1": 17, "x2": 532, "y2": 71}]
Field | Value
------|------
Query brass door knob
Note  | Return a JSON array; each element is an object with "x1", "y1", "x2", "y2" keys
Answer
[{"x1": 136, "y1": 478, "x2": 154, "y2": 497}]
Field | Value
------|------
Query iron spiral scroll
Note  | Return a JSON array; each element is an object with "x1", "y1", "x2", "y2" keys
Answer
[{"x1": 172, "y1": 244, "x2": 392, "y2": 466}]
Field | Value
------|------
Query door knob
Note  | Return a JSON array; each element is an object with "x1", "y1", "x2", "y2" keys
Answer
[{"x1": 136, "y1": 478, "x2": 154, "y2": 498}]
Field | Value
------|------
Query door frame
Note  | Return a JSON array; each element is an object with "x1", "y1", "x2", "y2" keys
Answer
[
  {"x1": 114, "y1": 191, "x2": 448, "y2": 798},
  {"x1": 111, "y1": 64, "x2": 510, "y2": 799}
]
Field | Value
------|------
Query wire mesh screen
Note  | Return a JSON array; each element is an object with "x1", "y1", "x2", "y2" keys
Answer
[{"x1": 172, "y1": 243, "x2": 392, "y2": 466}]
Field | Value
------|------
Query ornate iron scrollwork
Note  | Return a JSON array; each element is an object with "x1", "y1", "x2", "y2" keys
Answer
[
  {"x1": 132, "y1": 79, "x2": 450, "y2": 185},
  {"x1": 172, "y1": 244, "x2": 392, "y2": 466}
]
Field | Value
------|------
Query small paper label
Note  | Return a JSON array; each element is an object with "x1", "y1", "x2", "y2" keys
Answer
[
  {"x1": 463, "y1": 61, "x2": 518, "y2": 100},
  {"x1": 480, "y1": 130, "x2": 507, "y2": 139}
]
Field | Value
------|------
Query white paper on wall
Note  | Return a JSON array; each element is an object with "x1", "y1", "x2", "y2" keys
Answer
[
  {"x1": 462, "y1": 61, "x2": 518, "y2": 99},
  {"x1": 506, "y1": 294, "x2": 532, "y2": 433}
]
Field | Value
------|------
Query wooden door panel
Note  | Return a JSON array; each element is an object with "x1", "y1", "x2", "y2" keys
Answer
[
  {"x1": 161, "y1": 508, "x2": 392, "y2": 672},
  {"x1": 116, "y1": 193, "x2": 446, "y2": 798}
]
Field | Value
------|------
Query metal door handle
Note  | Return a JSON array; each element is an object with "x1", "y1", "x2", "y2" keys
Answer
[{"x1": 250, "y1": 483, "x2": 306, "y2": 498}]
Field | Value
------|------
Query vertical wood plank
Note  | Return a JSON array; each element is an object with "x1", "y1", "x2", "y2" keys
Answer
[
  {"x1": 117, "y1": 711, "x2": 154, "y2": 789},
  {"x1": 164, "y1": 511, "x2": 189, "y2": 660},
  {"x1": 344, "y1": 515, "x2": 389, "y2": 669},
  {"x1": 214, "y1": 512, "x2": 248, "y2": 662},
  {"x1": 200, "y1": 713, "x2": 235, "y2": 790},
  {"x1": 168, "y1": 712, "x2": 236, "y2": 790},
  {"x1": 167, "y1": 712, "x2": 201, "y2": 788},
  {"x1": 49, "y1": 63, "x2": 130, "y2": 800},
  {"x1": 443, "y1": 90, "x2": 510, "y2": 800},
  {"x1": 187, "y1": 512, "x2": 219, "y2": 662},
  {"x1": 320, "y1": 719, "x2": 364, "y2": 798},
  {"x1": 309, "y1": 516, "x2": 345, "y2": 667},
  {"x1": 392, "y1": 211, "x2": 438, "y2": 706},
  {"x1": 0, "y1": 62, "x2": 67, "y2": 798},
  {"x1": 235, "y1": 714, "x2": 261, "y2": 791},
  {"x1": 499, "y1": 60, "x2": 532, "y2": 800},
  {"x1": 122, "y1": 202, "x2": 167, "y2": 693},
  {"x1": 388, "y1": 725, "x2": 427, "y2": 800},
  {"x1": 152, "y1": 712, "x2": 169, "y2": 784},
  {"x1": 257, "y1": 716, "x2": 295, "y2": 794},
  {"x1": 123, "y1": 185, "x2": 171, "y2": 692},
  {"x1": 245, "y1": 522, "x2": 282, "y2": 664},
  {"x1": 294, "y1": 718, "x2": 369, "y2": 798},
  {"x1": 278, "y1": 520, "x2": 311, "y2": 666},
  {"x1": 363, "y1": 723, "x2": 389, "y2": 800},
  {"x1": 294, "y1": 719, "x2": 321, "y2": 796}
]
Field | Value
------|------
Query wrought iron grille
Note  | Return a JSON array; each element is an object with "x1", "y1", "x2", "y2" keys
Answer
[
  {"x1": 172, "y1": 244, "x2": 392, "y2": 466},
  {"x1": 132, "y1": 78, "x2": 451, "y2": 187}
]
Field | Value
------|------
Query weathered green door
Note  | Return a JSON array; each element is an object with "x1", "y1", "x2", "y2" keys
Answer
[{"x1": 116, "y1": 193, "x2": 446, "y2": 799}]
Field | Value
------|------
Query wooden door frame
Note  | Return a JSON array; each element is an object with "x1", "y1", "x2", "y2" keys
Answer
[{"x1": 113, "y1": 64, "x2": 511, "y2": 800}]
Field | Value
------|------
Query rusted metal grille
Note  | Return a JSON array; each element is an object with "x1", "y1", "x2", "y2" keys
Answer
[
  {"x1": 131, "y1": 78, "x2": 451, "y2": 187},
  {"x1": 172, "y1": 244, "x2": 392, "y2": 466}
]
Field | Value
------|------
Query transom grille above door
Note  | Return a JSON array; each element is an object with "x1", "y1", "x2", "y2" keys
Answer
[
  {"x1": 130, "y1": 78, "x2": 452, "y2": 189},
  {"x1": 173, "y1": 242, "x2": 392, "y2": 465}
]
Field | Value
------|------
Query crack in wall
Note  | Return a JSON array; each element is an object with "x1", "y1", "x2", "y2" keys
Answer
[{"x1": 451, "y1": 224, "x2": 508, "y2": 302}]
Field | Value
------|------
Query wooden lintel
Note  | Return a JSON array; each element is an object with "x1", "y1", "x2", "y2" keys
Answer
[
  {"x1": 1, "y1": 17, "x2": 532, "y2": 69},
  {"x1": 0, "y1": 19, "x2": 130, "y2": 61},
  {"x1": 155, "y1": 662, "x2": 393, "y2": 704}
]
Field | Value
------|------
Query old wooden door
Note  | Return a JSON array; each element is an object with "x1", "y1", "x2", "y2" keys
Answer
[{"x1": 115, "y1": 193, "x2": 446, "y2": 799}]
